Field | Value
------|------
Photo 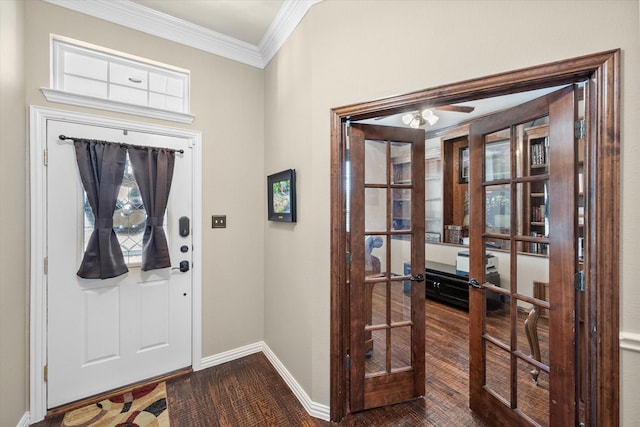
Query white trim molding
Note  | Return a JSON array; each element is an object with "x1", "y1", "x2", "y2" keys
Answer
[
  {"x1": 620, "y1": 331, "x2": 640, "y2": 353},
  {"x1": 15, "y1": 412, "x2": 30, "y2": 427},
  {"x1": 261, "y1": 344, "x2": 330, "y2": 421},
  {"x1": 40, "y1": 88, "x2": 195, "y2": 124},
  {"x1": 42, "y1": 0, "x2": 322, "y2": 69},
  {"x1": 29, "y1": 106, "x2": 203, "y2": 423},
  {"x1": 200, "y1": 342, "x2": 330, "y2": 421},
  {"x1": 199, "y1": 342, "x2": 264, "y2": 369}
]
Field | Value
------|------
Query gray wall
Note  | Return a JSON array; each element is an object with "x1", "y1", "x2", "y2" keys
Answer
[{"x1": 0, "y1": 1, "x2": 27, "y2": 426}]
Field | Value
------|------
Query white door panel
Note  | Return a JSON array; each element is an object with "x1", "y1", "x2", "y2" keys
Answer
[{"x1": 47, "y1": 120, "x2": 192, "y2": 407}]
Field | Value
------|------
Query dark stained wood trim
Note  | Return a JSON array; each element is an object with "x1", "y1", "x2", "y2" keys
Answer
[
  {"x1": 332, "y1": 50, "x2": 618, "y2": 122},
  {"x1": 548, "y1": 86, "x2": 579, "y2": 425},
  {"x1": 591, "y1": 50, "x2": 620, "y2": 427},
  {"x1": 330, "y1": 111, "x2": 347, "y2": 420},
  {"x1": 330, "y1": 50, "x2": 620, "y2": 425}
]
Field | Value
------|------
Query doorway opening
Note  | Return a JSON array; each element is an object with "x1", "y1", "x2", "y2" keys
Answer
[{"x1": 329, "y1": 50, "x2": 619, "y2": 426}]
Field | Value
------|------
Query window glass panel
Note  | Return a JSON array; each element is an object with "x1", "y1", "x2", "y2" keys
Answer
[
  {"x1": 83, "y1": 153, "x2": 167, "y2": 266},
  {"x1": 365, "y1": 139, "x2": 387, "y2": 185},
  {"x1": 485, "y1": 135, "x2": 510, "y2": 182}
]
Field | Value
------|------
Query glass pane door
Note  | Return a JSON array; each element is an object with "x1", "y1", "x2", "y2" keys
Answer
[
  {"x1": 349, "y1": 123, "x2": 425, "y2": 412},
  {"x1": 468, "y1": 86, "x2": 579, "y2": 427}
]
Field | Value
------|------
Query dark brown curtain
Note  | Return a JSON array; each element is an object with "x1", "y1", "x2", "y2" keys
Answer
[
  {"x1": 128, "y1": 146, "x2": 176, "y2": 271},
  {"x1": 74, "y1": 140, "x2": 129, "y2": 279}
]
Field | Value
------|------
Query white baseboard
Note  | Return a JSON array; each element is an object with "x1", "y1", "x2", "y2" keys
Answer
[
  {"x1": 199, "y1": 342, "x2": 263, "y2": 369},
  {"x1": 620, "y1": 331, "x2": 640, "y2": 353},
  {"x1": 200, "y1": 341, "x2": 330, "y2": 421},
  {"x1": 260, "y1": 343, "x2": 331, "y2": 421},
  {"x1": 16, "y1": 412, "x2": 29, "y2": 427}
]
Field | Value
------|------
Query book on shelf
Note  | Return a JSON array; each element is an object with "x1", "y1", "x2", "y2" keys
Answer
[
  {"x1": 532, "y1": 204, "x2": 546, "y2": 222},
  {"x1": 530, "y1": 231, "x2": 549, "y2": 255},
  {"x1": 530, "y1": 137, "x2": 549, "y2": 166}
]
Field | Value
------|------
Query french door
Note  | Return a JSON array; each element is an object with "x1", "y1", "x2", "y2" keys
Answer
[
  {"x1": 348, "y1": 123, "x2": 425, "y2": 411},
  {"x1": 468, "y1": 86, "x2": 581, "y2": 426}
]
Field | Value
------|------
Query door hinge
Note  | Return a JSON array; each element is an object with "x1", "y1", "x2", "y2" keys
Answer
[
  {"x1": 43, "y1": 257, "x2": 48, "y2": 274},
  {"x1": 43, "y1": 148, "x2": 48, "y2": 166},
  {"x1": 575, "y1": 119, "x2": 586, "y2": 140},
  {"x1": 345, "y1": 252, "x2": 351, "y2": 266},
  {"x1": 345, "y1": 354, "x2": 351, "y2": 369},
  {"x1": 575, "y1": 270, "x2": 585, "y2": 292},
  {"x1": 345, "y1": 121, "x2": 351, "y2": 150},
  {"x1": 44, "y1": 364, "x2": 48, "y2": 382}
]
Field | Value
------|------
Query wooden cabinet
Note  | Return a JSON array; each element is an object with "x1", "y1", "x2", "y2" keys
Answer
[
  {"x1": 424, "y1": 261, "x2": 501, "y2": 310},
  {"x1": 442, "y1": 135, "x2": 469, "y2": 241}
]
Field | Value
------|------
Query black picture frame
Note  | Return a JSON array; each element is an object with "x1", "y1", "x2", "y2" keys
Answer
[
  {"x1": 267, "y1": 169, "x2": 297, "y2": 222},
  {"x1": 458, "y1": 146, "x2": 469, "y2": 184}
]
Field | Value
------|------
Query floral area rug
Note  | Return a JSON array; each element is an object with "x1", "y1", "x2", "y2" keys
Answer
[{"x1": 61, "y1": 381, "x2": 169, "y2": 427}]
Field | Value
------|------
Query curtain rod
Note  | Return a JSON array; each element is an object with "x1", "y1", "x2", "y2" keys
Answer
[{"x1": 59, "y1": 135, "x2": 185, "y2": 154}]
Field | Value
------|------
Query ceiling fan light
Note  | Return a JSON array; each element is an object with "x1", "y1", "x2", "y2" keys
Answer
[
  {"x1": 421, "y1": 109, "x2": 439, "y2": 126},
  {"x1": 401, "y1": 113, "x2": 414, "y2": 125},
  {"x1": 409, "y1": 118, "x2": 420, "y2": 128}
]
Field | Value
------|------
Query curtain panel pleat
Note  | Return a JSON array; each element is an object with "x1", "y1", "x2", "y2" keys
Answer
[
  {"x1": 73, "y1": 139, "x2": 177, "y2": 279},
  {"x1": 74, "y1": 140, "x2": 129, "y2": 279},
  {"x1": 128, "y1": 146, "x2": 176, "y2": 271}
]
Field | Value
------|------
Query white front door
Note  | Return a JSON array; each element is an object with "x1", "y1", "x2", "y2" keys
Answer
[{"x1": 46, "y1": 120, "x2": 193, "y2": 408}]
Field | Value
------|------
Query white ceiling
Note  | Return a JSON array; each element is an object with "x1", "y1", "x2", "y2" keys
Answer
[{"x1": 361, "y1": 86, "x2": 566, "y2": 133}]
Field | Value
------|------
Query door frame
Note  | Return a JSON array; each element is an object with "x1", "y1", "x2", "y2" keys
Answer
[
  {"x1": 329, "y1": 50, "x2": 620, "y2": 424},
  {"x1": 28, "y1": 106, "x2": 203, "y2": 423}
]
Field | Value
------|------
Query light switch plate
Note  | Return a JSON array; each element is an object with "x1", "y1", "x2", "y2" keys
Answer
[{"x1": 212, "y1": 215, "x2": 226, "y2": 228}]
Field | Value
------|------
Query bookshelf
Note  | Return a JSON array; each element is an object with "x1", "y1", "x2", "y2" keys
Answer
[
  {"x1": 524, "y1": 123, "x2": 549, "y2": 255},
  {"x1": 425, "y1": 147, "x2": 443, "y2": 242},
  {"x1": 391, "y1": 154, "x2": 412, "y2": 234}
]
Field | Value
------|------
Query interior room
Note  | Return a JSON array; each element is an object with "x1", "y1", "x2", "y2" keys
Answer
[
  {"x1": 348, "y1": 85, "x2": 572, "y2": 425},
  {"x1": 1, "y1": 1, "x2": 638, "y2": 426}
]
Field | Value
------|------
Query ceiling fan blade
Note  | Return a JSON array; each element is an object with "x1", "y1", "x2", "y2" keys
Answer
[{"x1": 435, "y1": 105, "x2": 475, "y2": 113}]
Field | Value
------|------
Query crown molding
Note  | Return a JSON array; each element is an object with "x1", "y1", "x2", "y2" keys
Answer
[
  {"x1": 259, "y1": 0, "x2": 322, "y2": 66},
  {"x1": 42, "y1": 0, "x2": 321, "y2": 69}
]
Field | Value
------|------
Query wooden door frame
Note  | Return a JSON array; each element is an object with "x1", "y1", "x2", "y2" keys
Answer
[{"x1": 329, "y1": 50, "x2": 620, "y2": 425}]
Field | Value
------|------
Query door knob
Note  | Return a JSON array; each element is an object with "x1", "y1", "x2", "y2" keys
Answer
[
  {"x1": 172, "y1": 261, "x2": 190, "y2": 272},
  {"x1": 468, "y1": 278, "x2": 484, "y2": 289}
]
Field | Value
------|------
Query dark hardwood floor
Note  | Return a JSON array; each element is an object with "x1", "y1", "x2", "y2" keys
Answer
[{"x1": 32, "y1": 297, "x2": 550, "y2": 426}]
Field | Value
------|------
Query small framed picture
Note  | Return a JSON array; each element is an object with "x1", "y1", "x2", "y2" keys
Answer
[
  {"x1": 459, "y1": 146, "x2": 469, "y2": 183},
  {"x1": 267, "y1": 169, "x2": 297, "y2": 222}
]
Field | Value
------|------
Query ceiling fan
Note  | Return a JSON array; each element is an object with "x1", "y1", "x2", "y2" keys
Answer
[{"x1": 400, "y1": 104, "x2": 475, "y2": 128}]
